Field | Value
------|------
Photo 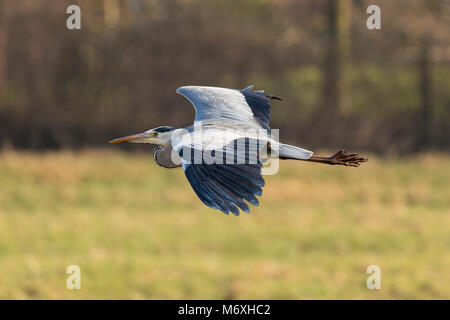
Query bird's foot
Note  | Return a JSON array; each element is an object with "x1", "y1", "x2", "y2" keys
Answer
[{"x1": 330, "y1": 149, "x2": 368, "y2": 167}]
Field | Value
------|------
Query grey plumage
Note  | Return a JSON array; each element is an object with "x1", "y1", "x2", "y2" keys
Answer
[
  {"x1": 110, "y1": 84, "x2": 367, "y2": 215},
  {"x1": 153, "y1": 145, "x2": 181, "y2": 168},
  {"x1": 173, "y1": 85, "x2": 312, "y2": 215},
  {"x1": 113, "y1": 85, "x2": 313, "y2": 216}
]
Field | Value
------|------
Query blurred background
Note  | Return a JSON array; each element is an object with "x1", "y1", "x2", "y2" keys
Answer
[
  {"x1": 1, "y1": 0, "x2": 449, "y2": 153},
  {"x1": 0, "y1": 0, "x2": 448, "y2": 299}
]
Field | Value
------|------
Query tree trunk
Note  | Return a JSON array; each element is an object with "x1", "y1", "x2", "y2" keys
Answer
[
  {"x1": 0, "y1": 0, "x2": 8, "y2": 88},
  {"x1": 103, "y1": 0, "x2": 121, "y2": 29},
  {"x1": 415, "y1": 37, "x2": 432, "y2": 151},
  {"x1": 321, "y1": 0, "x2": 351, "y2": 115},
  {"x1": 310, "y1": 0, "x2": 351, "y2": 148}
]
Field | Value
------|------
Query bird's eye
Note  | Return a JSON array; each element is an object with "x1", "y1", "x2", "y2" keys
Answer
[{"x1": 152, "y1": 132, "x2": 158, "y2": 137}]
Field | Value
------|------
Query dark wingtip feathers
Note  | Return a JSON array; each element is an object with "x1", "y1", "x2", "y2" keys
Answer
[{"x1": 241, "y1": 84, "x2": 282, "y2": 101}]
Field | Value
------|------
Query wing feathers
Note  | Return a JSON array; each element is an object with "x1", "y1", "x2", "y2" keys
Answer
[
  {"x1": 176, "y1": 85, "x2": 280, "y2": 130},
  {"x1": 183, "y1": 162, "x2": 264, "y2": 216},
  {"x1": 175, "y1": 85, "x2": 278, "y2": 215}
]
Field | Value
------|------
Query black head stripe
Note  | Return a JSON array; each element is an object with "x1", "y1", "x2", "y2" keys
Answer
[{"x1": 153, "y1": 126, "x2": 175, "y2": 133}]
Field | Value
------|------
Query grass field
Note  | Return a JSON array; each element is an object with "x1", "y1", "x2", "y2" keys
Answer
[{"x1": 0, "y1": 151, "x2": 448, "y2": 299}]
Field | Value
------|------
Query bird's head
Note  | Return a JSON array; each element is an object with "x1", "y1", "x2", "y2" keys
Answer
[{"x1": 109, "y1": 126, "x2": 175, "y2": 146}]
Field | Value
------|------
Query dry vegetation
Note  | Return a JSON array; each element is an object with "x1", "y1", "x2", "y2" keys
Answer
[{"x1": 0, "y1": 151, "x2": 448, "y2": 299}]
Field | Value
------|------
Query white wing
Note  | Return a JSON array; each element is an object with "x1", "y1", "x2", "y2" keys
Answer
[{"x1": 176, "y1": 85, "x2": 280, "y2": 130}]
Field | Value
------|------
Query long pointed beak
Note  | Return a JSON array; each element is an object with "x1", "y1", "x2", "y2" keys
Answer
[{"x1": 108, "y1": 133, "x2": 146, "y2": 144}]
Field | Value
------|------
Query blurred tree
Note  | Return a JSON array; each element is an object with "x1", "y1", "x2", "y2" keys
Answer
[
  {"x1": 0, "y1": 0, "x2": 449, "y2": 153},
  {"x1": 321, "y1": 0, "x2": 351, "y2": 115},
  {"x1": 104, "y1": 0, "x2": 121, "y2": 29},
  {"x1": 416, "y1": 36, "x2": 432, "y2": 151},
  {"x1": 0, "y1": 0, "x2": 8, "y2": 88}
]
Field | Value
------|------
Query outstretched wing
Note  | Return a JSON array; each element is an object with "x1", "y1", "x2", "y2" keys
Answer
[
  {"x1": 183, "y1": 162, "x2": 264, "y2": 216},
  {"x1": 178, "y1": 137, "x2": 267, "y2": 216},
  {"x1": 176, "y1": 85, "x2": 281, "y2": 130}
]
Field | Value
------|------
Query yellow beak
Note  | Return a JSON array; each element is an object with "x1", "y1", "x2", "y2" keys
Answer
[{"x1": 108, "y1": 133, "x2": 146, "y2": 144}]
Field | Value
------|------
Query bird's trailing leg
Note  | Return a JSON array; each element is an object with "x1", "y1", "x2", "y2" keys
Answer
[{"x1": 304, "y1": 149, "x2": 368, "y2": 167}]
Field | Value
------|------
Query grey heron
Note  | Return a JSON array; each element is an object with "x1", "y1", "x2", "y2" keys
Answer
[{"x1": 109, "y1": 85, "x2": 367, "y2": 216}]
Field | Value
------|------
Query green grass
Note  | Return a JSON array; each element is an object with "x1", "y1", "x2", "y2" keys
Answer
[{"x1": 0, "y1": 151, "x2": 448, "y2": 299}]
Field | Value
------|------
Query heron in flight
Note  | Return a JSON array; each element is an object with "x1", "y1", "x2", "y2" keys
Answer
[{"x1": 110, "y1": 85, "x2": 367, "y2": 216}]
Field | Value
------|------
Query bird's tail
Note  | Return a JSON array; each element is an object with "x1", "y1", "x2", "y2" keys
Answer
[{"x1": 278, "y1": 143, "x2": 313, "y2": 160}]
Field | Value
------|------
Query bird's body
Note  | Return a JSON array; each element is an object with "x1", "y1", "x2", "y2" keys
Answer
[{"x1": 110, "y1": 85, "x2": 367, "y2": 215}]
